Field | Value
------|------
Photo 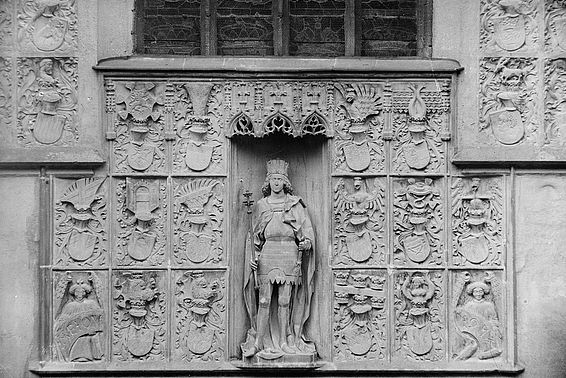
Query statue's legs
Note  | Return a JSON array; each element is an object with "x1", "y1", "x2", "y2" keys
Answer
[
  {"x1": 278, "y1": 283, "x2": 295, "y2": 354},
  {"x1": 255, "y1": 282, "x2": 273, "y2": 352}
]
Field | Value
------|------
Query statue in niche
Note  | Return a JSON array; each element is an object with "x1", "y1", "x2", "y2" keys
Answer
[
  {"x1": 32, "y1": 58, "x2": 66, "y2": 144},
  {"x1": 175, "y1": 179, "x2": 222, "y2": 264},
  {"x1": 126, "y1": 179, "x2": 159, "y2": 262},
  {"x1": 116, "y1": 82, "x2": 164, "y2": 172},
  {"x1": 336, "y1": 84, "x2": 382, "y2": 172},
  {"x1": 334, "y1": 271, "x2": 386, "y2": 361},
  {"x1": 454, "y1": 272, "x2": 502, "y2": 360},
  {"x1": 176, "y1": 271, "x2": 225, "y2": 361},
  {"x1": 334, "y1": 177, "x2": 384, "y2": 264},
  {"x1": 401, "y1": 272, "x2": 436, "y2": 356},
  {"x1": 56, "y1": 177, "x2": 105, "y2": 263},
  {"x1": 401, "y1": 85, "x2": 433, "y2": 170},
  {"x1": 114, "y1": 272, "x2": 160, "y2": 359},
  {"x1": 54, "y1": 272, "x2": 104, "y2": 362},
  {"x1": 394, "y1": 178, "x2": 443, "y2": 265},
  {"x1": 241, "y1": 159, "x2": 316, "y2": 362}
]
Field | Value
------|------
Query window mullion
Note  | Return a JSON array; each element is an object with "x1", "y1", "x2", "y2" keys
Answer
[
  {"x1": 344, "y1": 0, "x2": 358, "y2": 56},
  {"x1": 201, "y1": 0, "x2": 217, "y2": 55},
  {"x1": 273, "y1": 0, "x2": 289, "y2": 56}
]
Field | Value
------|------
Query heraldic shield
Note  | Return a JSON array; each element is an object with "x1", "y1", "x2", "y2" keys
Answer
[
  {"x1": 493, "y1": 14, "x2": 526, "y2": 51},
  {"x1": 343, "y1": 325, "x2": 372, "y2": 356},
  {"x1": 489, "y1": 109, "x2": 524, "y2": 145},
  {"x1": 459, "y1": 234, "x2": 490, "y2": 264},
  {"x1": 407, "y1": 323, "x2": 433, "y2": 356},
  {"x1": 67, "y1": 229, "x2": 97, "y2": 262},
  {"x1": 126, "y1": 326, "x2": 155, "y2": 357},
  {"x1": 403, "y1": 234, "x2": 431, "y2": 263},
  {"x1": 183, "y1": 232, "x2": 212, "y2": 263},
  {"x1": 345, "y1": 232, "x2": 372, "y2": 263},
  {"x1": 403, "y1": 142, "x2": 430, "y2": 170},
  {"x1": 32, "y1": 16, "x2": 68, "y2": 51},
  {"x1": 128, "y1": 231, "x2": 156, "y2": 261},
  {"x1": 185, "y1": 142, "x2": 213, "y2": 172},
  {"x1": 186, "y1": 322, "x2": 214, "y2": 355},
  {"x1": 127, "y1": 144, "x2": 155, "y2": 171},
  {"x1": 344, "y1": 142, "x2": 371, "y2": 172},
  {"x1": 33, "y1": 113, "x2": 65, "y2": 144}
]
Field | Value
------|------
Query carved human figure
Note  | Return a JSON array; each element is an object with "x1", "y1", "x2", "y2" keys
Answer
[
  {"x1": 335, "y1": 177, "x2": 384, "y2": 263},
  {"x1": 454, "y1": 277, "x2": 502, "y2": 360},
  {"x1": 54, "y1": 274, "x2": 104, "y2": 362},
  {"x1": 32, "y1": 58, "x2": 66, "y2": 144},
  {"x1": 242, "y1": 159, "x2": 316, "y2": 360},
  {"x1": 401, "y1": 273, "x2": 435, "y2": 356}
]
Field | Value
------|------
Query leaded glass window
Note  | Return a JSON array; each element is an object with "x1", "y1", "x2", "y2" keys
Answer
[{"x1": 135, "y1": 0, "x2": 431, "y2": 57}]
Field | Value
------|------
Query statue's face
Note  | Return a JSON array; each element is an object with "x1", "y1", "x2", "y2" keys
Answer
[
  {"x1": 269, "y1": 174, "x2": 285, "y2": 194},
  {"x1": 472, "y1": 287, "x2": 485, "y2": 300},
  {"x1": 74, "y1": 287, "x2": 86, "y2": 301},
  {"x1": 42, "y1": 60, "x2": 53, "y2": 75},
  {"x1": 353, "y1": 177, "x2": 362, "y2": 189}
]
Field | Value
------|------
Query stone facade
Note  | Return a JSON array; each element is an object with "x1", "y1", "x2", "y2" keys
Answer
[{"x1": 0, "y1": 1, "x2": 565, "y2": 377}]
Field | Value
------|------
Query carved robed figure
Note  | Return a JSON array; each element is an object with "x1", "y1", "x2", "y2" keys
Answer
[{"x1": 242, "y1": 159, "x2": 316, "y2": 361}]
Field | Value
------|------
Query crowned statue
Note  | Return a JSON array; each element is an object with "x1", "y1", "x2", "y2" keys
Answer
[{"x1": 241, "y1": 159, "x2": 317, "y2": 362}]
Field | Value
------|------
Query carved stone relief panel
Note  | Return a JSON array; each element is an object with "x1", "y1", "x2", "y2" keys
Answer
[
  {"x1": 0, "y1": 1, "x2": 13, "y2": 49},
  {"x1": 173, "y1": 270, "x2": 226, "y2": 363},
  {"x1": 172, "y1": 178, "x2": 224, "y2": 266},
  {"x1": 393, "y1": 270, "x2": 445, "y2": 362},
  {"x1": 391, "y1": 81, "x2": 449, "y2": 173},
  {"x1": 545, "y1": 0, "x2": 566, "y2": 53},
  {"x1": 53, "y1": 177, "x2": 107, "y2": 267},
  {"x1": 114, "y1": 178, "x2": 168, "y2": 267},
  {"x1": 393, "y1": 177, "x2": 445, "y2": 267},
  {"x1": 172, "y1": 83, "x2": 225, "y2": 175},
  {"x1": 225, "y1": 81, "x2": 333, "y2": 138},
  {"x1": 544, "y1": 58, "x2": 566, "y2": 150},
  {"x1": 333, "y1": 269, "x2": 387, "y2": 362},
  {"x1": 451, "y1": 177, "x2": 504, "y2": 267},
  {"x1": 479, "y1": 57, "x2": 538, "y2": 146},
  {"x1": 16, "y1": 57, "x2": 78, "y2": 145},
  {"x1": 0, "y1": 58, "x2": 13, "y2": 140},
  {"x1": 333, "y1": 177, "x2": 386, "y2": 266},
  {"x1": 112, "y1": 270, "x2": 167, "y2": 362},
  {"x1": 53, "y1": 270, "x2": 106, "y2": 362},
  {"x1": 480, "y1": 0, "x2": 539, "y2": 53},
  {"x1": 112, "y1": 81, "x2": 166, "y2": 174},
  {"x1": 451, "y1": 270, "x2": 505, "y2": 361},
  {"x1": 334, "y1": 83, "x2": 385, "y2": 174},
  {"x1": 17, "y1": 0, "x2": 77, "y2": 55}
]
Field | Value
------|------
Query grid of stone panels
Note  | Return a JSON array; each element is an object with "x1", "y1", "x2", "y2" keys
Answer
[
  {"x1": 330, "y1": 79, "x2": 510, "y2": 366},
  {"x1": 47, "y1": 77, "x2": 512, "y2": 370}
]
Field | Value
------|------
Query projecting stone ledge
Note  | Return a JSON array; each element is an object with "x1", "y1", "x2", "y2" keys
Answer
[
  {"x1": 94, "y1": 56, "x2": 462, "y2": 75},
  {"x1": 0, "y1": 147, "x2": 105, "y2": 168}
]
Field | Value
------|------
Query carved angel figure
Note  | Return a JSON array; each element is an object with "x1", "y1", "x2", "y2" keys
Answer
[
  {"x1": 335, "y1": 177, "x2": 384, "y2": 263},
  {"x1": 454, "y1": 272, "x2": 503, "y2": 360},
  {"x1": 54, "y1": 272, "x2": 104, "y2": 362}
]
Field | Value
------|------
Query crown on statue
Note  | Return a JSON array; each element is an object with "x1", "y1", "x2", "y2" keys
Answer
[{"x1": 266, "y1": 159, "x2": 289, "y2": 177}]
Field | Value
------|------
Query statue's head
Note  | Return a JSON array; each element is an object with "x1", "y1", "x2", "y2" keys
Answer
[
  {"x1": 466, "y1": 281, "x2": 490, "y2": 299},
  {"x1": 262, "y1": 159, "x2": 293, "y2": 196},
  {"x1": 39, "y1": 58, "x2": 54, "y2": 75}
]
